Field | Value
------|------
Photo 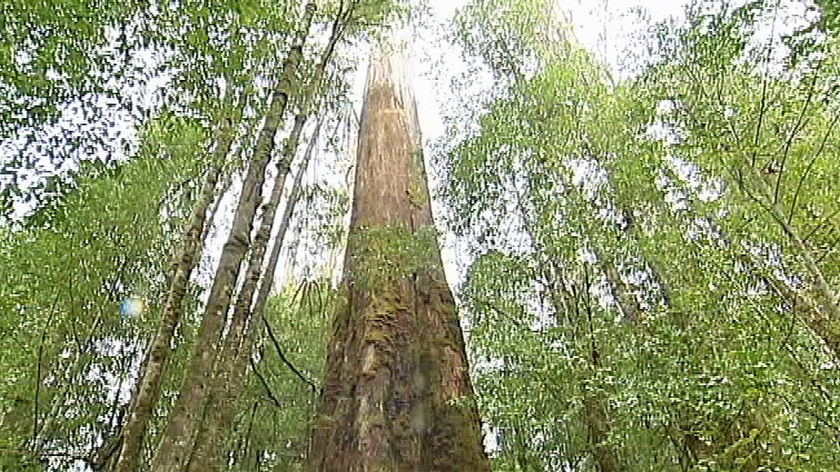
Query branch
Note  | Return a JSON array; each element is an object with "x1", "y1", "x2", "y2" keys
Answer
[
  {"x1": 774, "y1": 61, "x2": 820, "y2": 205},
  {"x1": 789, "y1": 111, "x2": 840, "y2": 225},
  {"x1": 261, "y1": 315, "x2": 320, "y2": 394},
  {"x1": 751, "y1": 2, "x2": 780, "y2": 167},
  {"x1": 33, "y1": 292, "x2": 60, "y2": 443},
  {"x1": 743, "y1": 163, "x2": 840, "y2": 320},
  {"x1": 802, "y1": 205, "x2": 840, "y2": 245},
  {"x1": 815, "y1": 233, "x2": 840, "y2": 264},
  {"x1": 249, "y1": 356, "x2": 282, "y2": 408}
]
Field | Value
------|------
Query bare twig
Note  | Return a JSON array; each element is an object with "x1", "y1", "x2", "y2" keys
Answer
[
  {"x1": 33, "y1": 292, "x2": 60, "y2": 443},
  {"x1": 249, "y1": 356, "x2": 282, "y2": 408},
  {"x1": 261, "y1": 315, "x2": 320, "y2": 394},
  {"x1": 775, "y1": 61, "x2": 821, "y2": 204}
]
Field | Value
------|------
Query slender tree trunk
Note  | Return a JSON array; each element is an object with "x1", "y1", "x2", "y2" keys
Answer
[
  {"x1": 151, "y1": 4, "x2": 317, "y2": 470},
  {"x1": 584, "y1": 395, "x2": 621, "y2": 472},
  {"x1": 310, "y1": 39, "x2": 490, "y2": 472},
  {"x1": 183, "y1": 11, "x2": 347, "y2": 465},
  {"x1": 111, "y1": 98, "x2": 239, "y2": 472},
  {"x1": 185, "y1": 117, "x2": 323, "y2": 471},
  {"x1": 744, "y1": 163, "x2": 840, "y2": 319},
  {"x1": 252, "y1": 120, "x2": 319, "y2": 322},
  {"x1": 543, "y1": 261, "x2": 623, "y2": 472}
]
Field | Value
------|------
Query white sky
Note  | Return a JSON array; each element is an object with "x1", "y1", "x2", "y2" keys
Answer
[{"x1": 413, "y1": 0, "x2": 689, "y2": 141}]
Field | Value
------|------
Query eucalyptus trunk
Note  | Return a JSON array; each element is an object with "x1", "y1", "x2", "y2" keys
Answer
[
  {"x1": 111, "y1": 99, "x2": 239, "y2": 472},
  {"x1": 151, "y1": 4, "x2": 317, "y2": 470},
  {"x1": 185, "y1": 13, "x2": 346, "y2": 465},
  {"x1": 186, "y1": 117, "x2": 322, "y2": 471},
  {"x1": 310, "y1": 41, "x2": 490, "y2": 472}
]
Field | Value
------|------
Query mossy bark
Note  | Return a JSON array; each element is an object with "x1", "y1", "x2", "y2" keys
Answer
[{"x1": 310, "y1": 41, "x2": 490, "y2": 472}]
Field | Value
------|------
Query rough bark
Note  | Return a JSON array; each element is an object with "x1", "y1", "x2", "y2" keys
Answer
[
  {"x1": 111, "y1": 99, "x2": 238, "y2": 472},
  {"x1": 185, "y1": 118, "x2": 322, "y2": 471},
  {"x1": 150, "y1": 4, "x2": 317, "y2": 470},
  {"x1": 310, "y1": 41, "x2": 490, "y2": 472}
]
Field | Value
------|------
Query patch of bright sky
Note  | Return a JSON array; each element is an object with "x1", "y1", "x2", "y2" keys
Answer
[{"x1": 413, "y1": 0, "x2": 689, "y2": 141}]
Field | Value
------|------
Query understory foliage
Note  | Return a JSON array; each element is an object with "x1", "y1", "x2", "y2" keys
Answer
[
  {"x1": 232, "y1": 280, "x2": 334, "y2": 471},
  {"x1": 442, "y1": 0, "x2": 840, "y2": 470},
  {"x1": 0, "y1": 118, "x2": 205, "y2": 469}
]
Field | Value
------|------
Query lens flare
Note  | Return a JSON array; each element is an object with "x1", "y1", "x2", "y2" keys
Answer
[{"x1": 120, "y1": 297, "x2": 145, "y2": 318}]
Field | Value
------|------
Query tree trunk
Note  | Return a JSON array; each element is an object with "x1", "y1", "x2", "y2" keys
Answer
[
  {"x1": 310, "y1": 40, "x2": 491, "y2": 472},
  {"x1": 184, "y1": 11, "x2": 347, "y2": 464},
  {"x1": 185, "y1": 117, "x2": 323, "y2": 471},
  {"x1": 111, "y1": 96, "x2": 239, "y2": 472},
  {"x1": 151, "y1": 4, "x2": 317, "y2": 470}
]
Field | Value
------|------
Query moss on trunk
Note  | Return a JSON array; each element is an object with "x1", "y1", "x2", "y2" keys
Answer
[{"x1": 310, "y1": 39, "x2": 490, "y2": 472}]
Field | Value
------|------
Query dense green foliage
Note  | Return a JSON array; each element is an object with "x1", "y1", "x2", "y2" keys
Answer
[
  {"x1": 231, "y1": 280, "x2": 334, "y2": 471},
  {"x1": 1, "y1": 0, "x2": 376, "y2": 469},
  {"x1": 442, "y1": 0, "x2": 840, "y2": 470},
  {"x1": 0, "y1": 118, "x2": 205, "y2": 469}
]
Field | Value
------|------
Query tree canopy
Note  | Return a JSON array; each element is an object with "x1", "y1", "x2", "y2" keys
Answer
[{"x1": 2, "y1": 0, "x2": 840, "y2": 471}]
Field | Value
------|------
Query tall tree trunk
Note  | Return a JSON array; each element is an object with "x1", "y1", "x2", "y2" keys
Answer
[
  {"x1": 151, "y1": 4, "x2": 317, "y2": 470},
  {"x1": 111, "y1": 96, "x2": 239, "y2": 472},
  {"x1": 184, "y1": 10, "x2": 348, "y2": 464},
  {"x1": 310, "y1": 39, "x2": 490, "y2": 472},
  {"x1": 185, "y1": 117, "x2": 323, "y2": 471}
]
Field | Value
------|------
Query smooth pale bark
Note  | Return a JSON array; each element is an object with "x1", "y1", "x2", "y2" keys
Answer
[
  {"x1": 184, "y1": 12, "x2": 347, "y2": 466},
  {"x1": 252, "y1": 122, "x2": 321, "y2": 322},
  {"x1": 111, "y1": 99, "x2": 239, "y2": 472},
  {"x1": 185, "y1": 118, "x2": 323, "y2": 471},
  {"x1": 150, "y1": 4, "x2": 317, "y2": 470},
  {"x1": 310, "y1": 41, "x2": 490, "y2": 472}
]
